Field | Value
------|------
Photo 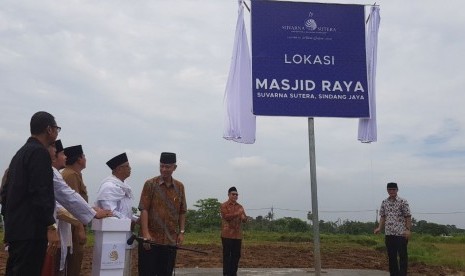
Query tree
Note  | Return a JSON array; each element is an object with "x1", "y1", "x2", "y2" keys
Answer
[
  {"x1": 272, "y1": 217, "x2": 309, "y2": 232},
  {"x1": 187, "y1": 198, "x2": 221, "y2": 232},
  {"x1": 287, "y1": 217, "x2": 310, "y2": 232},
  {"x1": 338, "y1": 220, "x2": 376, "y2": 235},
  {"x1": 415, "y1": 220, "x2": 450, "y2": 236},
  {"x1": 319, "y1": 220, "x2": 338, "y2": 234}
]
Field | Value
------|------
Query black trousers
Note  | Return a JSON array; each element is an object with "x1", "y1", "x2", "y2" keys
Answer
[
  {"x1": 385, "y1": 235, "x2": 408, "y2": 276},
  {"x1": 5, "y1": 239, "x2": 48, "y2": 276},
  {"x1": 138, "y1": 242, "x2": 177, "y2": 276},
  {"x1": 222, "y1": 237, "x2": 242, "y2": 276}
]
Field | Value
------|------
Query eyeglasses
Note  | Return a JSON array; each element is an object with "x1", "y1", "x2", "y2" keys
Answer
[{"x1": 51, "y1": 125, "x2": 61, "y2": 133}]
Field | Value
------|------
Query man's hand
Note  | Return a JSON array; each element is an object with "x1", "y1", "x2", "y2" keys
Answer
[
  {"x1": 93, "y1": 207, "x2": 113, "y2": 219},
  {"x1": 177, "y1": 232, "x2": 185, "y2": 245},
  {"x1": 46, "y1": 228, "x2": 60, "y2": 255},
  {"x1": 142, "y1": 233, "x2": 153, "y2": 250},
  {"x1": 374, "y1": 227, "x2": 381, "y2": 234},
  {"x1": 77, "y1": 224, "x2": 87, "y2": 245},
  {"x1": 403, "y1": 229, "x2": 411, "y2": 240}
]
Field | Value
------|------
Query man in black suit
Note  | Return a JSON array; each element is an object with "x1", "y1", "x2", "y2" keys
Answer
[{"x1": 1, "y1": 111, "x2": 61, "y2": 276}]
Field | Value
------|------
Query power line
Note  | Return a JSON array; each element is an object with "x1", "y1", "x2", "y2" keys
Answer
[
  {"x1": 245, "y1": 206, "x2": 465, "y2": 215},
  {"x1": 414, "y1": 211, "x2": 465, "y2": 215}
]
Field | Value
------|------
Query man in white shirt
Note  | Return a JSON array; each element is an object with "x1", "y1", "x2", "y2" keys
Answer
[
  {"x1": 49, "y1": 140, "x2": 112, "y2": 275},
  {"x1": 95, "y1": 152, "x2": 138, "y2": 276}
]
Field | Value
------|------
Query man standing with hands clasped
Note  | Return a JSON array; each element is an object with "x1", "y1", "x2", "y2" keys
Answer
[
  {"x1": 374, "y1": 182, "x2": 412, "y2": 276},
  {"x1": 138, "y1": 152, "x2": 187, "y2": 276},
  {"x1": 221, "y1": 186, "x2": 248, "y2": 276}
]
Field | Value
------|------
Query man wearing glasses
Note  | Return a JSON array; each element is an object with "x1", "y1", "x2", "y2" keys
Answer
[
  {"x1": 221, "y1": 186, "x2": 248, "y2": 276},
  {"x1": 1, "y1": 111, "x2": 61, "y2": 275},
  {"x1": 95, "y1": 152, "x2": 139, "y2": 276},
  {"x1": 138, "y1": 152, "x2": 187, "y2": 276}
]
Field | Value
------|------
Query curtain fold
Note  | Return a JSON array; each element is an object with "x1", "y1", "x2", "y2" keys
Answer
[
  {"x1": 223, "y1": 0, "x2": 256, "y2": 144},
  {"x1": 358, "y1": 6, "x2": 380, "y2": 143}
]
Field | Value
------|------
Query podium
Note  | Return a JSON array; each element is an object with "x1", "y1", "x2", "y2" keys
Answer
[{"x1": 91, "y1": 218, "x2": 131, "y2": 276}]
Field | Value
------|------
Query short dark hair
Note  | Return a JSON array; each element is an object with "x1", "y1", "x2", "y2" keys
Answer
[{"x1": 30, "y1": 111, "x2": 56, "y2": 135}]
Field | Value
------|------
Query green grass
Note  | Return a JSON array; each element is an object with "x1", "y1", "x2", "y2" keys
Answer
[{"x1": 408, "y1": 234, "x2": 465, "y2": 269}]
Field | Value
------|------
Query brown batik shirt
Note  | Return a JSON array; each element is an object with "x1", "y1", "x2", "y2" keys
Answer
[
  {"x1": 138, "y1": 176, "x2": 186, "y2": 245},
  {"x1": 221, "y1": 200, "x2": 245, "y2": 239}
]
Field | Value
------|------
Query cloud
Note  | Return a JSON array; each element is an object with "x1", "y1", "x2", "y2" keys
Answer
[{"x1": 1, "y1": 0, "x2": 465, "y2": 229}]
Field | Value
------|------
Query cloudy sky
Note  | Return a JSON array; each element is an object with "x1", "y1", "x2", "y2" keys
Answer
[{"x1": 1, "y1": 0, "x2": 464, "y2": 229}]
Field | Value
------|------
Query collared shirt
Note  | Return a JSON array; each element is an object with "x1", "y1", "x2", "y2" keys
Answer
[
  {"x1": 379, "y1": 196, "x2": 411, "y2": 236},
  {"x1": 61, "y1": 167, "x2": 88, "y2": 203},
  {"x1": 53, "y1": 166, "x2": 96, "y2": 270},
  {"x1": 53, "y1": 167, "x2": 95, "y2": 224},
  {"x1": 221, "y1": 200, "x2": 245, "y2": 239},
  {"x1": 138, "y1": 176, "x2": 186, "y2": 245}
]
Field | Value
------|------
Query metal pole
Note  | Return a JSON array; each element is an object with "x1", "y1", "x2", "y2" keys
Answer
[{"x1": 308, "y1": 117, "x2": 321, "y2": 275}]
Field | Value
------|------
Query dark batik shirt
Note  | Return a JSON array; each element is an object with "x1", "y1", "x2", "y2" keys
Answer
[
  {"x1": 138, "y1": 176, "x2": 186, "y2": 245},
  {"x1": 379, "y1": 196, "x2": 411, "y2": 236}
]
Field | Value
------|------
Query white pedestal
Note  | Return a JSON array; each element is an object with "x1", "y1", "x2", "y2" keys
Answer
[{"x1": 91, "y1": 218, "x2": 131, "y2": 276}]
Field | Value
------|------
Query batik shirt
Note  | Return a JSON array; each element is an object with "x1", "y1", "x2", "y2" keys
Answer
[
  {"x1": 379, "y1": 196, "x2": 411, "y2": 236},
  {"x1": 138, "y1": 176, "x2": 186, "y2": 245},
  {"x1": 221, "y1": 200, "x2": 245, "y2": 239}
]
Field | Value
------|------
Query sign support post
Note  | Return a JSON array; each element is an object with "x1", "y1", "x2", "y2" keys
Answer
[
  {"x1": 91, "y1": 218, "x2": 131, "y2": 276},
  {"x1": 308, "y1": 117, "x2": 321, "y2": 275}
]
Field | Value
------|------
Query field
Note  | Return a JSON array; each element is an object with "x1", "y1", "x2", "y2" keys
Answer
[{"x1": 1, "y1": 232, "x2": 464, "y2": 275}]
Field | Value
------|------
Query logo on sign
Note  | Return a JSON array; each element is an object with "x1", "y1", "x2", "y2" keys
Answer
[
  {"x1": 304, "y1": 12, "x2": 317, "y2": 31},
  {"x1": 281, "y1": 10, "x2": 337, "y2": 34},
  {"x1": 109, "y1": 245, "x2": 119, "y2": 261}
]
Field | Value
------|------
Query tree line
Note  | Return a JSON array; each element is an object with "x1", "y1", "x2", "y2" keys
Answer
[{"x1": 185, "y1": 198, "x2": 465, "y2": 236}]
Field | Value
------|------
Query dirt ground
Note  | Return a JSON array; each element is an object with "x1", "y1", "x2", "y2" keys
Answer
[{"x1": 0, "y1": 243, "x2": 463, "y2": 276}]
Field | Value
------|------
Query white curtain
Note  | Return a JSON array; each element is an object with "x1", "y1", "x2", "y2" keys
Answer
[
  {"x1": 358, "y1": 6, "x2": 380, "y2": 143},
  {"x1": 223, "y1": 0, "x2": 256, "y2": 144}
]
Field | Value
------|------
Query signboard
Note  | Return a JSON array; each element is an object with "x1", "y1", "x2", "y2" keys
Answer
[{"x1": 252, "y1": 1, "x2": 369, "y2": 117}]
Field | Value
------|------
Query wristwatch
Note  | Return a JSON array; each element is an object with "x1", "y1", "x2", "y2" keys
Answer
[{"x1": 47, "y1": 223, "x2": 57, "y2": 231}]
